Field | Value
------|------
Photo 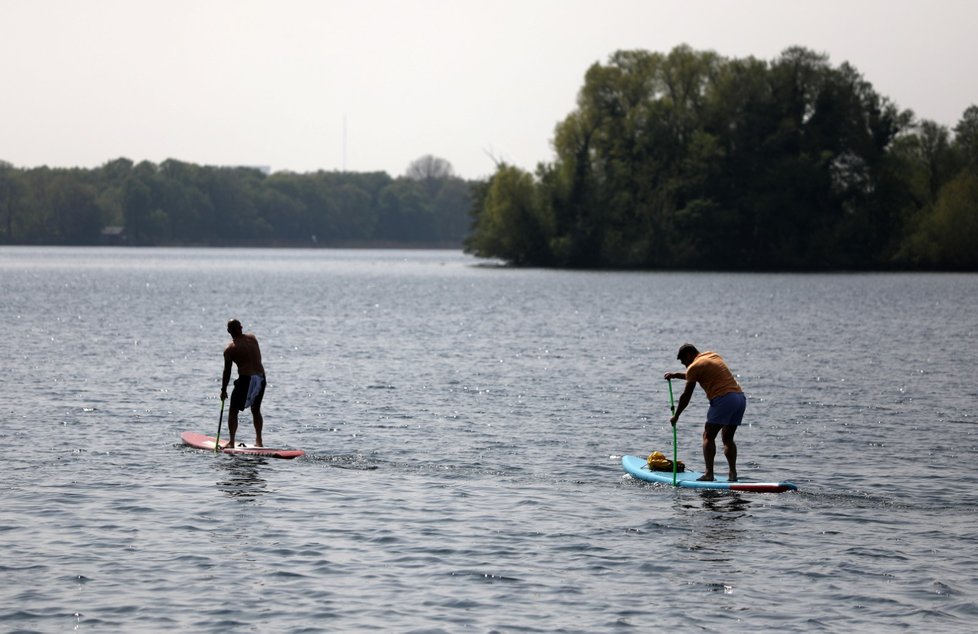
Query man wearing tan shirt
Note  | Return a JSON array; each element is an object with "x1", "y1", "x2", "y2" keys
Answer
[{"x1": 664, "y1": 343, "x2": 746, "y2": 482}]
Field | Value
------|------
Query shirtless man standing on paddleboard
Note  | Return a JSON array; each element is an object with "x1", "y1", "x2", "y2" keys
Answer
[
  {"x1": 220, "y1": 319, "x2": 266, "y2": 448},
  {"x1": 664, "y1": 343, "x2": 746, "y2": 482}
]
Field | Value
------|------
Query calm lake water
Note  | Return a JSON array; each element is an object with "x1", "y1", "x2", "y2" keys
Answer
[{"x1": 1, "y1": 246, "x2": 977, "y2": 632}]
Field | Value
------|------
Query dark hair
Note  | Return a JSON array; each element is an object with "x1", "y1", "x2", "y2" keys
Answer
[
  {"x1": 227, "y1": 319, "x2": 243, "y2": 333},
  {"x1": 677, "y1": 343, "x2": 699, "y2": 360}
]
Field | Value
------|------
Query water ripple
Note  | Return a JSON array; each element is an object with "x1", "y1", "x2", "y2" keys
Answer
[{"x1": 2, "y1": 249, "x2": 977, "y2": 632}]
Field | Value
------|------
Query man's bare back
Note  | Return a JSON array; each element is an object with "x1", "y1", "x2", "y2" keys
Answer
[{"x1": 224, "y1": 333, "x2": 265, "y2": 377}]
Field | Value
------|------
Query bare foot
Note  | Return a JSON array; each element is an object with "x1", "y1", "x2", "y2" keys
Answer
[
  {"x1": 697, "y1": 474, "x2": 715, "y2": 482},
  {"x1": 728, "y1": 474, "x2": 738, "y2": 482}
]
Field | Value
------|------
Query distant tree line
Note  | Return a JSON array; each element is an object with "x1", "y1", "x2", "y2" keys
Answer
[
  {"x1": 0, "y1": 155, "x2": 472, "y2": 247},
  {"x1": 466, "y1": 46, "x2": 978, "y2": 270}
]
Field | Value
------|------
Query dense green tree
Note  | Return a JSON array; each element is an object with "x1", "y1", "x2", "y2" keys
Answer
[
  {"x1": 466, "y1": 164, "x2": 549, "y2": 265},
  {"x1": 900, "y1": 171, "x2": 978, "y2": 269},
  {"x1": 0, "y1": 161, "x2": 26, "y2": 243},
  {"x1": 468, "y1": 44, "x2": 926, "y2": 270},
  {"x1": 954, "y1": 106, "x2": 978, "y2": 166},
  {"x1": 50, "y1": 173, "x2": 102, "y2": 244},
  {"x1": 257, "y1": 179, "x2": 310, "y2": 243},
  {"x1": 377, "y1": 179, "x2": 432, "y2": 242},
  {"x1": 430, "y1": 177, "x2": 474, "y2": 243},
  {"x1": 123, "y1": 163, "x2": 165, "y2": 244},
  {"x1": 897, "y1": 105, "x2": 978, "y2": 268},
  {"x1": 0, "y1": 157, "x2": 471, "y2": 247}
]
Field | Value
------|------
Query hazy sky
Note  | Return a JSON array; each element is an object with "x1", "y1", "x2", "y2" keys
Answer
[{"x1": 2, "y1": 0, "x2": 976, "y2": 180}]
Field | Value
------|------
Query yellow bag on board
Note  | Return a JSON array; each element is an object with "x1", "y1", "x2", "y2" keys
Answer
[{"x1": 647, "y1": 450, "x2": 685, "y2": 472}]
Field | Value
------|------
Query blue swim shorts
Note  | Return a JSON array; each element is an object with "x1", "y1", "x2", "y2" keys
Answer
[{"x1": 706, "y1": 391, "x2": 746, "y2": 426}]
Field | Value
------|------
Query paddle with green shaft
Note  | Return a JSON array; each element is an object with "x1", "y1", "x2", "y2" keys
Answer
[
  {"x1": 668, "y1": 378, "x2": 677, "y2": 485},
  {"x1": 215, "y1": 398, "x2": 225, "y2": 453}
]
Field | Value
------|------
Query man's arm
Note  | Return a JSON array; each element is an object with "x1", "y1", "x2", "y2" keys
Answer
[
  {"x1": 220, "y1": 348, "x2": 232, "y2": 400},
  {"x1": 670, "y1": 379, "x2": 697, "y2": 425}
]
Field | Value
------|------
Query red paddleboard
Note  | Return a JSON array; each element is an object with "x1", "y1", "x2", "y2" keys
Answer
[{"x1": 181, "y1": 431, "x2": 305, "y2": 459}]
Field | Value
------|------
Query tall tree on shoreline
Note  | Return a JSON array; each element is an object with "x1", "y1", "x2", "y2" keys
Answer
[{"x1": 466, "y1": 45, "x2": 973, "y2": 270}]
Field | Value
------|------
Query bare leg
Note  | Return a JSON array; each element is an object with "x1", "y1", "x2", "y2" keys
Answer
[
  {"x1": 700, "y1": 424, "x2": 722, "y2": 480},
  {"x1": 252, "y1": 406, "x2": 263, "y2": 447},
  {"x1": 227, "y1": 409, "x2": 238, "y2": 448},
  {"x1": 722, "y1": 425, "x2": 738, "y2": 481}
]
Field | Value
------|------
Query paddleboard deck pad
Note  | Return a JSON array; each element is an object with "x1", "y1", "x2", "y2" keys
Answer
[
  {"x1": 181, "y1": 431, "x2": 305, "y2": 459},
  {"x1": 622, "y1": 455, "x2": 796, "y2": 493}
]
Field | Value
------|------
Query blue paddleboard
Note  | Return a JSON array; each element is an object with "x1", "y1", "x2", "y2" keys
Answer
[{"x1": 621, "y1": 455, "x2": 796, "y2": 493}]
